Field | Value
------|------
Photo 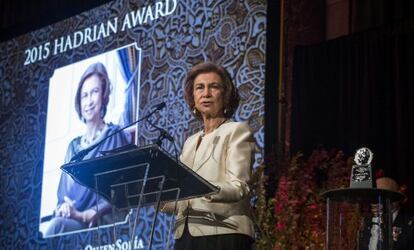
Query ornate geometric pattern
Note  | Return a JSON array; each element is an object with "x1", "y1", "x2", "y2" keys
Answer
[{"x1": 0, "y1": 0, "x2": 266, "y2": 249}]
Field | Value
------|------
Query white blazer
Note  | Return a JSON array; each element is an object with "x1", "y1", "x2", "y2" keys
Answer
[{"x1": 170, "y1": 121, "x2": 256, "y2": 239}]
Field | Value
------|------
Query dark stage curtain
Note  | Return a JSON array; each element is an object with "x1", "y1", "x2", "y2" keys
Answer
[
  {"x1": 292, "y1": 22, "x2": 414, "y2": 197},
  {"x1": 351, "y1": 0, "x2": 414, "y2": 33}
]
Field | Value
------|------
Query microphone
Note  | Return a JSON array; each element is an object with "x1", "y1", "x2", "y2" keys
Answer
[
  {"x1": 146, "y1": 119, "x2": 174, "y2": 144},
  {"x1": 153, "y1": 102, "x2": 166, "y2": 110},
  {"x1": 158, "y1": 129, "x2": 174, "y2": 143},
  {"x1": 69, "y1": 102, "x2": 166, "y2": 162}
]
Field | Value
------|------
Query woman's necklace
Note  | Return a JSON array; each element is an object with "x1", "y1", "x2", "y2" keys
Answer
[
  {"x1": 201, "y1": 118, "x2": 228, "y2": 138},
  {"x1": 197, "y1": 119, "x2": 227, "y2": 150},
  {"x1": 82, "y1": 124, "x2": 105, "y2": 146}
]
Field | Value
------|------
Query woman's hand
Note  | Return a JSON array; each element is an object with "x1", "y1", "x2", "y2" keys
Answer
[
  {"x1": 55, "y1": 196, "x2": 97, "y2": 227},
  {"x1": 56, "y1": 196, "x2": 78, "y2": 218},
  {"x1": 82, "y1": 209, "x2": 98, "y2": 227}
]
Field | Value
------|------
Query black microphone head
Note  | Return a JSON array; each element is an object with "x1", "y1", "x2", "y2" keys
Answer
[{"x1": 155, "y1": 102, "x2": 166, "y2": 110}]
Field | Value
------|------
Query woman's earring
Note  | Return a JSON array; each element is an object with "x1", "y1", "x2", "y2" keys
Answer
[
  {"x1": 193, "y1": 108, "x2": 198, "y2": 115},
  {"x1": 100, "y1": 108, "x2": 105, "y2": 118},
  {"x1": 223, "y1": 108, "x2": 228, "y2": 115}
]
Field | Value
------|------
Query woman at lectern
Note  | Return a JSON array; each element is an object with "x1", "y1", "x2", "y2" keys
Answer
[
  {"x1": 44, "y1": 62, "x2": 131, "y2": 236},
  {"x1": 165, "y1": 62, "x2": 256, "y2": 250}
]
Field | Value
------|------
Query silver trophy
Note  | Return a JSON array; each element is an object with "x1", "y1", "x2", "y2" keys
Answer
[{"x1": 350, "y1": 147, "x2": 374, "y2": 188}]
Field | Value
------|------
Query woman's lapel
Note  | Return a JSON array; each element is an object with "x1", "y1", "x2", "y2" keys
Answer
[{"x1": 193, "y1": 132, "x2": 219, "y2": 172}]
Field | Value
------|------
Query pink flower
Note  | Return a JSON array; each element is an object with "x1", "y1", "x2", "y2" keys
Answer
[
  {"x1": 275, "y1": 203, "x2": 283, "y2": 214},
  {"x1": 276, "y1": 222, "x2": 286, "y2": 231},
  {"x1": 375, "y1": 169, "x2": 385, "y2": 178},
  {"x1": 308, "y1": 204, "x2": 318, "y2": 210}
]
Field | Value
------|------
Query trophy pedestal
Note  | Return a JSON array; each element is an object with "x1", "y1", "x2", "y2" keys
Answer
[{"x1": 321, "y1": 188, "x2": 405, "y2": 250}]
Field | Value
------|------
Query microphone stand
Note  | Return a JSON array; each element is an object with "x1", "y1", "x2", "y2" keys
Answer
[{"x1": 146, "y1": 118, "x2": 179, "y2": 161}]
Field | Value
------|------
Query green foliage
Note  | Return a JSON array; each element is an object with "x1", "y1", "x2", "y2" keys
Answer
[{"x1": 251, "y1": 165, "x2": 276, "y2": 250}]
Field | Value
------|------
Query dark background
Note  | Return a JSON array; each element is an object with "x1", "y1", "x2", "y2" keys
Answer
[{"x1": 0, "y1": 0, "x2": 113, "y2": 42}]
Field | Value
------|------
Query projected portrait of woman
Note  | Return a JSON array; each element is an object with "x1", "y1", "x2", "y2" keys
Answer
[{"x1": 44, "y1": 62, "x2": 131, "y2": 236}]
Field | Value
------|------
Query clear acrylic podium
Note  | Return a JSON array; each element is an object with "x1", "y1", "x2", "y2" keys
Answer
[{"x1": 61, "y1": 144, "x2": 218, "y2": 249}]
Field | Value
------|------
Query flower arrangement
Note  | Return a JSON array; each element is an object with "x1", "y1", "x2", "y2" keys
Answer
[{"x1": 253, "y1": 148, "x2": 362, "y2": 250}]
